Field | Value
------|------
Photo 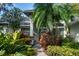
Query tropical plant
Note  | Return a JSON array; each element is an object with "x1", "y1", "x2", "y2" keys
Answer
[
  {"x1": 33, "y1": 3, "x2": 61, "y2": 32},
  {"x1": 0, "y1": 31, "x2": 36, "y2": 56},
  {"x1": 56, "y1": 4, "x2": 79, "y2": 34},
  {"x1": 33, "y1": 3, "x2": 79, "y2": 35}
]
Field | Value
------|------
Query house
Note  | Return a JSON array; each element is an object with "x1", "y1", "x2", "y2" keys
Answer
[
  {"x1": 0, "y1": 13, "x2": 33, "y2": 37},
  {"x1": 0, "y1": 19, "x2": 9, "y2": 34},
  {"x1": 0, "y1": 9, "x2": 79, "y2": 40},
  {"x1": 20, "y1": 15, "x2": 33, "y2": 37},
  {"x1": 0, "y1": 9, "x2": 74, "y2": 38},
  {"x1": 69, "y1": 16, "x2": 79, "y2": 42}
]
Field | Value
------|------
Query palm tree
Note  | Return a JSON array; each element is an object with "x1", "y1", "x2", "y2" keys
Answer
[
  {"x1": 33, "y1": 3, "x2": 61, "y2": 33},
  {"x1": 57, "y1": 4, "x2": 79, "y2": 34},
  {"x1": 1, "y1": 7, "x2": 23, "y2": 31},
  {"x1": 33, "y1": 3, "x2": 79, "y2": 36}
]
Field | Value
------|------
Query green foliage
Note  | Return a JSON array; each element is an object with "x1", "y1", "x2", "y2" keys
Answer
[
  {"x1": 0, "y1": 50, "x2": 5, "y2": 56},
  {"x1": 0, "y1": 3, "x2": 13, "y2": 13},
  {"x1": 64, "y1": 42, "x2": 79, "y2": 49},
  {"x1": 1, "y1": 7, "x2": 23, "y2": 31},
  {"x1": 0, "y1": 31, "x2": 36, "y2": 56},
  {"x1": 10, "y1": 47, "x2": 37, "y2": 56},
  {"x1": 33, "y1": 3, "x2": 79, "y2": 36},
  {"x1": 13, "y1": 52, "x2": 25, "y2": 56},
  {"x1": 11, "y1": 30, "x2": 21, "y2": 44},
  {"x1": 33, "y1": 4, "x2": 62, "y2": 31},
  {"x1": 62, "y1": 36, "x2": 74, "y2": 43},
  {"x1": 8, "y1": 45, "x2": 36, "y2": 56},
  {"x1": 13, "y1": 30, "x2": 20, "y2": 40},
  {"x1": 0, "y1": 32, "x2": 5, "y2": 44},
  {"x1": 33, "y1": 3, "x2": 79, "y2": 32},
  {"x1": 62, "y1": 36, "x2": 79, "y2": 49},
  {"x1": 62, "y1": 36, "x2": 74, "y2": 46},
  {"x1": 25, "y1": 47, "x2": 37, "y2": 56},
  {"x1": 46, "y1": 46, "x2": 79, "y2": 56}
]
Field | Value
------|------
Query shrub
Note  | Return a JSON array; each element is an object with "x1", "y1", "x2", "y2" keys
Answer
[
  {"x1": 8, "y1": 45, "x2": 36, "y2": 56},
  {"x1": 13, "y1": 52, "x2": 25, "y2": 56},
  {"x1": 0, "y1": 50, "x2": 5, "y2": 56},
  {"x1": 25, "y1": 47, "x2": 37, "y2": 56},
  {"x1": 67, "y1": 42, "x2": 79, "y2": 49},
  {"x1": 20, "y1": 37, "x2": 31, "y2": 44},
  {"x1": 2, "y1": 44, "x2": 36, "y2": 56},
  {"x1": 0, "y1": 31, "x2": 36, "y2": 56},
  {"x1": 46, "y1": 45, "x2": 79, "y2": 56},
  {"x1": 62, "y1": 36, "x2": 79, "y2": 49},
  {"x1": 62, "y1": 36, "x2": 74, "y2": 44}
]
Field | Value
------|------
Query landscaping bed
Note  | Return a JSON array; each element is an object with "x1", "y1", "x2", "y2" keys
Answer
[
  {"x1": 0, "y1": 31, "x2": 37, "y2": 56},
  {"x1": 46, "y1": 45, "x2": 79, "y2": 56},
  {"x1": 45, "y1": 36, "x2": 79, "y2": 56}
]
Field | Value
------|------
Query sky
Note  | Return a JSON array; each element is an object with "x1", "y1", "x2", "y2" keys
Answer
[
  {"x1": 0, "y1": 3, "x2": 34, "y2": 17},
  {"x1": 14, "y1": 3, "x2": 34, "y2": 10}
]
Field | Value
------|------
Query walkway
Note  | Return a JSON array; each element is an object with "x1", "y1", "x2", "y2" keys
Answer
[
  {"x1": 33, "y1": 32, "x2": 47, "y2": 56},
  {"x1": 33, "y1": 44, "x2": 47, "y2": 56}
]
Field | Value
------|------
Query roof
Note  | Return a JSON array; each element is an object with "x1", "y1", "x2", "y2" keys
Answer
[
  {"x1": 69, "y1": 16, "x2": 79, "y2": 25},
  {"x1": 0, "y1": 19, "x2": 9, "y2": 25},
  {"x1": 24, "y1": 10, "x2": 33, "y2": 13},
  {"x1": 70, "y1": 20, "x2": 79, "y2": 25},
  {"x1": 23, "y1": 10, "x2": 34, "y2": 16}
]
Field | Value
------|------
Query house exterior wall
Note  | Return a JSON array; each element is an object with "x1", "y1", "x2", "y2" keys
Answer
[
  {"x1": 0, "y1": 26, "x2": 14, "y2": 34},
  {"x1": 0, "y1": 16, "x2": 33, "y2": 37},
  {"x1": 70, "y1": 22, "x2": 79, "y2": 42},
  {"x1": 20, "y1": 18, "x2": 33, "y2": 37}
]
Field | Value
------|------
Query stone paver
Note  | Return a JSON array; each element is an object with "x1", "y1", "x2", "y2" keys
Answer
[
  {"x1": 36, "y1": 48, "x2": 47, "y2": 56},
  {"x1": 33, "y1": 44, "x2": 47, "y2": 56},
  {"x1": 33, "y1": 33, "x2": 47, "y2": 56}
]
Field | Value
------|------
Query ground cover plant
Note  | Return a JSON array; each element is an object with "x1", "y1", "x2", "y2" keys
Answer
[
  {"x1": 46, "y1": 45, "x2": 79, "y2": 56},
  {"x1": 46, "y1": 36, "x2": 79, "y2": 56}
]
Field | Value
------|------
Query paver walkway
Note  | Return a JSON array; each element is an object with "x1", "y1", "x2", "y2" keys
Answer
[
  {"x1": 33, "y1": 44, "x2": 47, "y2": 56},
  {"x1": 33, "y1": 32, "x2": 47, "y2": 56}
]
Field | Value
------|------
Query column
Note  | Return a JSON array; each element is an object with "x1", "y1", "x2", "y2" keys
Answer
[{"x1": 30, "y1": 20, "x2": 33, "y2": 37}]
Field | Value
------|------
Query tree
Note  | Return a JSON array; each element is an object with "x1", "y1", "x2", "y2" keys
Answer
[
  {"x1": 1, "y1": 7, "x2": 23, "y2": 31},
  {"x1": 33, "y1": 3, "x2": 61, "y2": 33},
  {"x1": 57, "y1": 4, "x2": 79, "y2": 34},
  {"x1": 33, "y1": 3, "x2": 79, "y2": 35},
  {"x1": 0, "y1": 3, "x2": 13, "y2": 13}
]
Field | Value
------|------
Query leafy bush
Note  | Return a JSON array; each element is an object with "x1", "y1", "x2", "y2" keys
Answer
[
  {"x1": 0, "y1": 50, "x2": 5, "y2": 56},
  {"x1": 46, "y1": 45, "x2": 79, "y2": 56},
  {"x1": 3, "y1": 45, "x2": 36, "y2": 56},
  {"x1": 13, "y1": 52, "x2": 25, "y2": 56},
  {"x1": 25, "y1": 47, "x2": 37, "y2": 56},
  {"x1": 0, "y1": 31, "x2": 36, "y2": 56},
  {"x1": 8, "y1": 45, "x2": 36, "y2": 56},
  {"x1": 67, "y1": 42, "x2": 79, "y2": 49},
  {"x1": 62, "y1": 36, "x2": 79, "y2": 49},
  {"x1": 62, "y1": 36, "x2": 74, "y2": 43},
  {"x1": 20, "y1": 37, "x2": 31, "y2": 44}
]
